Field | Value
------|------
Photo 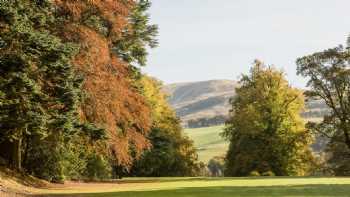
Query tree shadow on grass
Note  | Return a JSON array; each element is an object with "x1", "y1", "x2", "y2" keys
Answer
[
  {"x1": 94, "y1": 176, "x2": 343, "y2": 184},
  {"x1": 39, "y1": 184, "x2": 350, "y2": 197}
]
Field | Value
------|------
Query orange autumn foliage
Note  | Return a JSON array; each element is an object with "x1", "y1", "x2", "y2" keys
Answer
[
  {"x1": 54, "y1": 0, "x2": 152, "y2": 168},
  {"x1": 54, "y1": 0, "x2": 134, "y2": 40}
]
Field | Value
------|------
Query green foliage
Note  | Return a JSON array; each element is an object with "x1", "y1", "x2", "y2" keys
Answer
[
  {"x1": 223, "y1": 61, "x2": 314, "y2": 176},
  {"x1": 113, "y1": 0, "x2": 158, "y2": 67},
  {"x1": 130, "y1": 76, "x2": 199, "y2": 177},
  {"x1": 326, "y1": 137, "x2": 350, "y2": 176},
  {"x1": 0, "y1": 0, "x2": 162, "y2": 182},
  {"x1": 207, "y1": 156, "x2": 225, "y2": 176},
  {"x1": 84, "y1": 15, "x2": 109, "y2": 36},
  {"x1": 261, "y1": 171, "x2": 275, "y2": 176},
  {"x1": 296, "y1": 38, "x2": 350, "y2": 175},
  {"x1": 249, "y1": 171, "x2": 260, "y2": 176},
  {"x1": 85, "y1": 154, "x2": 111, "y2": 181},
  {"x1": 24, "y1": 135, "x2": 65, "y2": 183},
  {"x1": 0, "y1": 0, "x2": 79, "y2": 175},
  {"x1": 0, "y1": 0, "x2": 106, "y2": 182}
]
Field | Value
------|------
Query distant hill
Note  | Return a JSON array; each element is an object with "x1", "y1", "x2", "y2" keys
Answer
[
  {"x1": 166, "y1": 80, "x2": 331, "y2": 162},
  {"x1": 164, "y1": 80, "x2": 330, "y2": 128},
  {"x1": 163, "y1": 80, "x2": 236, "y2": 127}
]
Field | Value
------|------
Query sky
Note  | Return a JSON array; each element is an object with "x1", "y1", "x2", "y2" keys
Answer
[{"x1": 142, "y1": 0, "x2": 350, "y2": 88}]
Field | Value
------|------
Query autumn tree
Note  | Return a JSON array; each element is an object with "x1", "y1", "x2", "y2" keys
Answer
[
  {"x1": 129, "y1": 76, "x2": 199, "y2": 177},
  {"x1": 223, "y1": 61, "x2": 314, "y2": 176},
  {"x1": 0, "y1": 0, "x2": 157, "y2": 181},
  {"x1": 53, "y1": 0, "x2": 158, "y2": 170}
]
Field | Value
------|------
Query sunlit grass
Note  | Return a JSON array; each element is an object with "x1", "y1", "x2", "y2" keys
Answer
[
  {"x1": 185, "y1": 125, "x2": 228, "y2": 162},
  {"x1": 36, "y1": 177, "x2": 350, "y2": 197}
]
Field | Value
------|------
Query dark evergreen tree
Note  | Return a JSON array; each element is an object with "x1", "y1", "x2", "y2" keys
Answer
[{"x1": 0, "y1": 0, "x2": 104, "y2": 182}]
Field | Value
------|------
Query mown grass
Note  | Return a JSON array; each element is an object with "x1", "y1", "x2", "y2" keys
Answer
[
  {"x1": 184, "y1": 125, "x2": 228, "y2": 162},
  {"x1": 37, "y1": 177, "x2": 350, "y2": 197}
]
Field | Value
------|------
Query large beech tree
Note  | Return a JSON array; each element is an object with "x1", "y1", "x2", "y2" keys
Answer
[
  {"x1": 223, "y1": 61, "x2": 314, "y2": 176},
  {"x1": 54, "y1": 0, "x2": 158, "y2": 169}
]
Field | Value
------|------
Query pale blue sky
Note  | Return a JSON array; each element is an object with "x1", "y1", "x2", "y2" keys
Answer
[{"x1": 143, "y1": 0, "x2": 350, "y2": 88}]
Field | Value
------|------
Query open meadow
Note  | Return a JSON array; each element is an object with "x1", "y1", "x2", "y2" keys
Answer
[
  {"x1": 185, "y1": 125, "x2": 228, "y2": 162},
  {"x1": 32, "y1": 177, "x2": 350, "y2": 197}
]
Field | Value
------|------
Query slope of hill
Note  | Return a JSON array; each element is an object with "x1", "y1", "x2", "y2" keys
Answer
[{"x1": 163, "y1": 80, "x2": 236, "y2": 127}]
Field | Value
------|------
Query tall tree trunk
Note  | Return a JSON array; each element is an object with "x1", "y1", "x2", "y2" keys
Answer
[
  {"x1": 12, "y1": 137, "x2": 22, "y2": 171},
  {"x1": 341, "y1": 123, "x2": 350, "y2": 150},
  {"x1": 22, "y1": 135, "x2": 29, "y2": 168},
  {"x1": 344, "y1": 131, "x2": 350, "y2": 150}
]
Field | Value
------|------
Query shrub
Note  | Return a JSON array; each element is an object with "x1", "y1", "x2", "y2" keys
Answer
[
  {"x1": 249, "y1": 170, "x2": 260, "y2": 176},
  {"x1": 85, "y1": 154, "x2": 111, "y2": 181},
  {"x1": 261, "y1": 171, "x2": 275, "y2": 176}
]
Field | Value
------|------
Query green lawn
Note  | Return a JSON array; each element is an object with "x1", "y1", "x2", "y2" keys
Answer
[
  {"x1": 184, "y1": 125, "x2": 228, "y2": 162},
  {"x1": 39, "y1": 177, "x2": 350, "y2": 197}
]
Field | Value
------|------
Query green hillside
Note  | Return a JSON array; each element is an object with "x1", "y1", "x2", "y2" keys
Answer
[
  {"x1": 185, "y1": 125, "x2": 228, "y2": 163},
  {"x1": 185, "y1": 122, "x2": 326, "y2": 164}
]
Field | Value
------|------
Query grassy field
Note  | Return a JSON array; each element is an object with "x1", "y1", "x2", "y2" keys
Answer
[
  {"x1": 33, "y1": 177, "x2": 350, "y2": 197},
  {"x1": 184, "y1": 125, "x2": 228, "y2": 162}
]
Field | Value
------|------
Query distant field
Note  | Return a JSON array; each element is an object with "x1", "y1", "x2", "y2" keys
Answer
[
  {"x1": 184, "y1": 125, "x2": 228, "y2": 162},
  {"x1": 35, "y1": 177, "x2": 350, "y2": 197}
]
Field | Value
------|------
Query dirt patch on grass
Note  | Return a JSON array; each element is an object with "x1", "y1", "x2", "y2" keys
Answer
[{"x1": 0, "y1": 167, "x2": 51, "y2": 196}]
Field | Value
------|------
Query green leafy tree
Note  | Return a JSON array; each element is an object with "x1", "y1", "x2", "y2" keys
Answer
[
  {"x1": 85, "y1": 153, "x2": 111, "y2": 181},
  {"x1": 223, "y1": 61, "x2": 314, "y2": 176},
  {"x1": 326, "y1": 134, "x2": 350, "y2": 175},
  {"x1": 130, "y1": 76, "x2": 199, "y2": 177},
  {"x1": 296, "y1": 44, "x2": 350, "y2": 150},
  {"x1": 297, "y1": 38, "x2": 350, "y2": 175}
]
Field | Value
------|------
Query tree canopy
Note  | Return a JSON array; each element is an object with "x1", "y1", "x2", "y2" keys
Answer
[
  {"x1": 296, "y1": 45, "x2": 350, "y2": 150},
  {"x1": 54, "y1": 0, "x2": 158, "y2": 169},
  {"x1": 130, "y1": 76, "x2": 200, "y2": 177},
  {"x1": 296, "y1": 38, "x2": 350, "y2": 175},
  {"x1": 0, "y1": 0, "x2": 80, "y2": 180},
  {"x1": 223, "y1": 61, "x2": 314, "y2": 176},
  {"x1": 0, "y1": 0, "x2": 164, "y2": 181}
]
